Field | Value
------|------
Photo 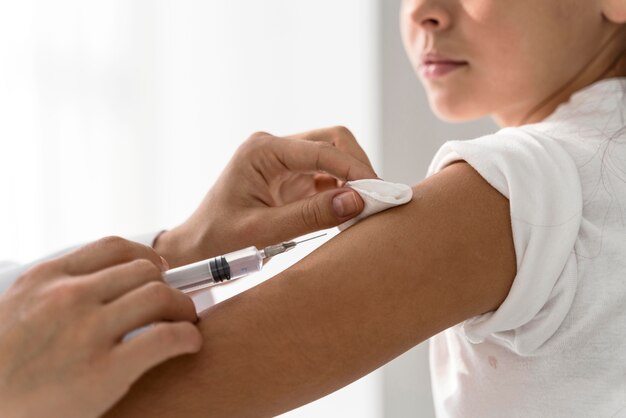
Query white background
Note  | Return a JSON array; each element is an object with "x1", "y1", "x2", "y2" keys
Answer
[{"x1": 0, "y1": 1, "x2": 495, "y2": 416}]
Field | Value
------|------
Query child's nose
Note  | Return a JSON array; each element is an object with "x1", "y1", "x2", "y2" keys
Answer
[{"x1": 403, "y1": 0, "x2": 452, "y2": 33}]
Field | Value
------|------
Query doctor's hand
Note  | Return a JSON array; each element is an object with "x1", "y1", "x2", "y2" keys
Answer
[
  {"x1": 156, "y1": 126, "x2": 377, "y2": 267},
  {"x1": 0, "y1": 237, "x2": 202, "y2": 418}
]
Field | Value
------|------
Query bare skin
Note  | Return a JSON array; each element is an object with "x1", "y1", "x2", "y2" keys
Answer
[
  {"x1": 154, "y1": 127, "x2": 376, "y2": 268},
  {"x1": 106, "y1": 161, "x2": 516, "y2": 417},
  {"x1": 0, "y1": 127, "x2": 375, "y2": 418},
  {"x1": 401, "y1": 0, "x2": 626, "y2": 126},
  {"x1": 107, "y1": 0, "x2": 626, "y2": 416},
  {"x1": 0, "y1": 238, "x2": 201, "y2": 418}
]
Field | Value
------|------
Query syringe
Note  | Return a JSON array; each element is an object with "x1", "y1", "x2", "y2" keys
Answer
[{"x1": 164, "y1": 234, "x2": 326, "y2": 293}]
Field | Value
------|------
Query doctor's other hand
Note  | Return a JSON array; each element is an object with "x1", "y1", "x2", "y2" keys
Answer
[
  {"x1": 0, "y1": 237, "x2": 202, "y2": 418},
  {"x1": 156, "y1": 126, "x2": 377, "y2": 267}
]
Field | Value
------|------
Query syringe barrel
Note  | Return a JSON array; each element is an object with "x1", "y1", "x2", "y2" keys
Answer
[
  {"x1": 164, "y1": 246, "x2": 263, "y2": 293},
  {"x1": 165, "y1": 260, "x2": 213, "y2": 291},
  {"x1": 223, "y1": 246, "x2": 264, "y2": 280}
]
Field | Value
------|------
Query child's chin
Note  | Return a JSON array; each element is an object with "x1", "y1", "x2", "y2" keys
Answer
[{"x1": 430, "y1": 98, "x2": 488, "y2": 123}]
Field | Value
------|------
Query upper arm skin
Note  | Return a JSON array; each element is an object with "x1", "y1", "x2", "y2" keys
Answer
[{"x1": 107, "y1": 162, "x2": 516, "y2": 418}]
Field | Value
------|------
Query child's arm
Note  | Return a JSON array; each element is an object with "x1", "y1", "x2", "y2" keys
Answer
[{"x1": 107, "y1": 161, "x2": 516, "y2": 418}]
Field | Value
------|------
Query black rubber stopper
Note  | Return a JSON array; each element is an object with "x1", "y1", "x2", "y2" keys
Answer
[{"x1": 209, "y1": 256, "x2": 231, "y2": 283}]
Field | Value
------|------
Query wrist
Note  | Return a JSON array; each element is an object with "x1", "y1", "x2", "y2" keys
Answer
[{"x1": 153, "y1": 224, "x2": 209, "y2": 269}]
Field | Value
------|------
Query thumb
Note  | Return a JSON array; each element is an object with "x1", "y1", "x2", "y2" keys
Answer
[{"x1": 268, "y1": 188, "x2": 365, "y2": 239}]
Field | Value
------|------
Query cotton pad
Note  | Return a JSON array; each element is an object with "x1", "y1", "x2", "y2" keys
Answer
[{"x1": 339, "y1": 179, "x2": 413, "y2": 231}]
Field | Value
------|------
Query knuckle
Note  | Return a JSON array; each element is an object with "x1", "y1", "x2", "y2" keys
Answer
[
  {"x1": 99, "y1": 236, "x2": 156, "y2": 260},
  {"x1": 247, "y1": 131, "x2": 272, "y2": 147},
  {"x1": 332, "y1": 125, "x2": 355, "y2": 140},
  {"x1": 176, "y1": 323, "x2": 202, "y2": 349},
  {"x1": 99, "y1": 235, "x2": 128, "y2": 248},
  {"x1": 300, "y1": 198, "x2": 325, "y2": 230},
  {"x1": 313, "y1": 139, "x2": 329, "y2": 153},
  {"x1": 316, "y1": 140, "x2": 334, "y2": 150},
  {"x1": 239, "y1": 131, "x2": 272, "y2": 156},
  {"x1": 153, "y1": 324, "x2": 183, "y2": 347},
  {"x1": 313, "y1": 142, "x2": 334, "y2": 171},
  {"x1": 23, "y1": 260, "x2": 56, "y2": 279},
  {"x1": 144, "y1": 282, "x2": 174, "y2": 305},
  {"x1": 130, "y1": 259, "x2": 162, "y2": 278},
  {"x1": 12, "y1": 273, "x2": 32, "y2": 289},
  {"x1": 16, "y1": 260, "x2": 62, "y2": 288},
  {"x1": 315, "y1": 141, "x2": 335, "y2": 156},
  {"x1": 46, "y1": 280, "x2": 85, "y2": 305},
  {"x1": 248, "y1": 131, "x2": 271, "y2": 141},
  {"x1": 97, "y1": 236, "x2": 134, "y2": 255}
]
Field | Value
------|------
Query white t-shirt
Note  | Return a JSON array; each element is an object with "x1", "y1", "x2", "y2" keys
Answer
[{"x1": 426, "y1": 77, "x2": 626, "y2": 417}]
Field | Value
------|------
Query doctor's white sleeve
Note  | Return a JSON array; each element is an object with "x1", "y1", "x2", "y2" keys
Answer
[{"x1": 0, "y1": 232, "x2": 161, "y2": 294}]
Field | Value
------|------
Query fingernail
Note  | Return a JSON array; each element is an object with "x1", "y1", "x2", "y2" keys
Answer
[
  {"x1": 332, "y1": 191, "x2": 359, "y2": 218},
  {"x1": 159, "y1": 256, "x2": 170, "y2": 272}
]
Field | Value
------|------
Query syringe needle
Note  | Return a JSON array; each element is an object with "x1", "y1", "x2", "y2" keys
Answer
[
  {"x1": 262, "y1": 234, "x2": 328, "y2": 259},
  {"x1": 293, "y1": 233, "x2": 327, "y2": 246}
]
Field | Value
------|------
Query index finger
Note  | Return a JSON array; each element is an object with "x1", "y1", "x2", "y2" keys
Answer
[
  {"x1": 285, "y1": 126, "x2": 374, "y2": 169},
  {"x1": 60, "y1": 236, "x2": 167, "y2": 276},
  {"x1": 277, "y1": 138, "x2": 378, "y2": 182}
]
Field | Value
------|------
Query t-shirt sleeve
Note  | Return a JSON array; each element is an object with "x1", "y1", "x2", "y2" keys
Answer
[{"x1": 427, "y1": 128, "x2": 583, "y2": 355}]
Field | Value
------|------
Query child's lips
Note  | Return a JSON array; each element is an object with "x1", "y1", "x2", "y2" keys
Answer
[{"x1": 420, "y1": 53, "x2": 469, "y2": 79}]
